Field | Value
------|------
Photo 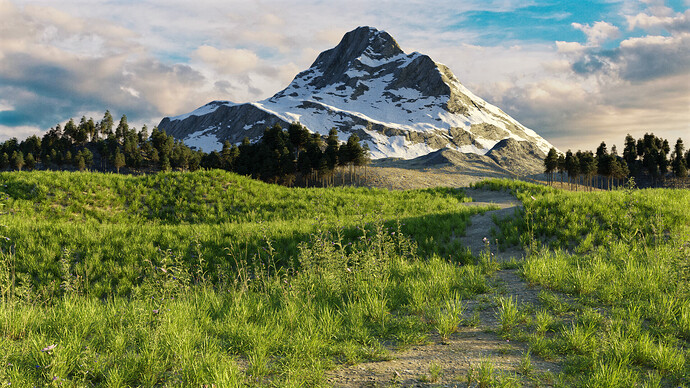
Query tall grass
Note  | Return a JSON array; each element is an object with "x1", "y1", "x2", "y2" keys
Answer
[
  {"x1": 0, "y1": 170, "x2": 492, "y2": 386},
  {"x1": 484, "y1": 178, "x2": 690, "y2": 386},
  {"x1": 0, "y1": 170, "x2": 483, "y2": 299}
]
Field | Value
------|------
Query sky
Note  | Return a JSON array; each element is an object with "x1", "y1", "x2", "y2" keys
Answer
[{"x1": 0, "y1": 0, "x2": 688, "y2": 152}]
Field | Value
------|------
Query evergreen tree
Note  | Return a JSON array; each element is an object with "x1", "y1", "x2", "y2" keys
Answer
[
  {"x1": 139, "y1": 125, "x2": 149, "y2": 146},
  {"x1": 114, "y1": 151, "x2": 125, "y2": 173},
  {"x1": 325, "y1": 128, "x2": 339, "y2": 171},
  {"x1": 162, "y1": 154, "x2": 171, "y2": 172},
  {"x1": 63, "y1": 118, "x2": 78, "y2": 143},
  {"x1": 221, "y1": 141, "x2": 239, "y2": 170},
  {"x1": 115, "y1": 115, "x2": 129, "y2": 143},
  {"x1": 82, "y1": 148, "x2": 93, "y2": 168},
  {"x1": 564, "y1": 150, "x2": 578, "y2": 189},
  {"x1": 671, "y1": 138, "x2": 687, "y2": 178},
  {"x1": 557, "y1": 154, "x2": 566, "y2": 184},
  {"x1": 10, "y1": 151, "x2": 24, "y2": 171},
  {"x1": 24, "y1": 153, "x2": 35, "y2": 170},
  {"x1": 100, "y1": 110, "x2": 114, "y2": 138},
  {"x1": 544, "y1": 148, "x2": 559, "y2": 185},
  {"x1": 74, "y1": 116, "x2": 89, "y2": 145},
  {"x1": 20, "y1": 135, "x2": 41, "y2": 157},
  {"x1": 0, "y1": 153, "x2": 8, "y2": 170},
  {"x1": 578, "y1": 151, "x2": 597, "y2": 190},
  {"x1": 74, "y1": 153, "x2": 86, "y2": 171},
  {"x1": 288, "y1": 122, "x2": 310, "y2": 159},
  {"x1": 595, "y1": 142, "x2": 610, "y2": 188}
]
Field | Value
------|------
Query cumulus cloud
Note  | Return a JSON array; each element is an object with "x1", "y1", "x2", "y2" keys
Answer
[
  {"x1": 0, "y1": 0, "x2": 221, "y2": 135},
  {"x1": 572, "y1": 21, "x2": 620, "y2": 46},
  {"x1": 482, "y1": 2, "x2": 690, "y2": 151},
  {"x1": 627, "y1": 9, "x2": 690, "y2": 32}
]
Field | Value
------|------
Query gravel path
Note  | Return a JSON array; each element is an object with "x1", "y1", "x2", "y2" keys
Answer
[{"x1": 326, "y1": 188, "x2": 559, "y2": 387}]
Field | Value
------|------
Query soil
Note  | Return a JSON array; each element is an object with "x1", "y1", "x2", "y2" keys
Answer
[{"x1": 325, "y1": 188, "x2": 561, "y2": 387}]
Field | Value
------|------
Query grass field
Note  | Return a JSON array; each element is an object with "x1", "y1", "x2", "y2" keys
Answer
[
  {"x1": 476, "y1": 179, "x2": 690, "y2": 387},
  {"x1": 1, "y1": 171, "x2": 688, "y2": 386},
  {"x1": 0, "y1": 170, "x2": 492, "y2": 386}
]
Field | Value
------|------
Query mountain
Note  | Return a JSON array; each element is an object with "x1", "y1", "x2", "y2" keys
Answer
[{"x1": 158, "y1": 26, "x2": 555, "y2": 171}]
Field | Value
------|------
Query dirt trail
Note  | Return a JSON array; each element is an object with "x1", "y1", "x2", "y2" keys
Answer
[{"x1": 326, "y1": 188, "x2": 559, "y2": 387}]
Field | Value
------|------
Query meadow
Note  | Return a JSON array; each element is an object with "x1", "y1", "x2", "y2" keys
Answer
[
  {"x1": 476, "y1": 179, "x2": 690, "y2": 387},
  {"x1": 0, "y1": 171, "x2": 688, "y2": 387},
  {"x1": 0, "y1": 170, "x2": 491, "y2": 386}
]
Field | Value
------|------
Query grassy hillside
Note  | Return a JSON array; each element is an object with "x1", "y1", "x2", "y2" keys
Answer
[
  {"x1": 1, "y1": 172, "x2": 688, "y2": 386},
  {"x1": 476, "y1": 179, "x2": 690, "y2": 386},
  {"x1": 0, "y1": 170, "x2": 483, "y2": 299},
  {"x1": 0, "y1": 170, "x2": 496, "y2": 387}
]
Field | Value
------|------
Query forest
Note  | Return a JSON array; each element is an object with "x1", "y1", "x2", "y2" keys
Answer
[
  {"x1": 0, "y1": 110, "x2": 368, "y2": 187},
  {"x1": 544, "y1": 133, "x2": 690, "y2": 189}
]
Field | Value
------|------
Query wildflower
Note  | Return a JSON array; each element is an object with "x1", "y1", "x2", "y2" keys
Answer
[
  {"x1": 153, "y1": 309, "x2": 159, "y2": 314},
  {"x1": 482, "y1": 237, "x2": 488, "y2": 243},
  {"x1": 346, "y1": 267, "x2": 352, "y2": 273},
  {"x1": 530, "y1": 195, "x2": 536, "y2": 201},
  {"x1": 160, "y1": 267, "x2": 167, "y2": 273},
  {"x1": 41, "y1": 344, "x2": 56, "y2": 352}
]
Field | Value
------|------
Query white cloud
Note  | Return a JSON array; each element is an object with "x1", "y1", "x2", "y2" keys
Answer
[
  {"x1": 572, "y1": 21, "x2": 620, "y2": 46},
  {"x1": 193, "y1": 46, "x2": 260, "y2": 74},
  {"x1": 556, "y1": 41, "x2": 586, "y2": 53},
  {"x1": 626, "y1": 9, "x2": 690, "y2": 32}
]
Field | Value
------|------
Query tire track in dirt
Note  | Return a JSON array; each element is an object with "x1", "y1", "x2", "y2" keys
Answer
[{"x1": 326, "y1": 188, "x2": 560, "y2": 387}]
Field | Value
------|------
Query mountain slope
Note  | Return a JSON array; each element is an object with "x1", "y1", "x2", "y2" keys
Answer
[{"x1": 158, "y1": 26, "x2": 555, "y2": 169}]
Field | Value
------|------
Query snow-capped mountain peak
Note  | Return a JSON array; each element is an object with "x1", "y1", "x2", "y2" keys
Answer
[{"x1": 158, "y1": 26, "x2": 556, "y2": 162}]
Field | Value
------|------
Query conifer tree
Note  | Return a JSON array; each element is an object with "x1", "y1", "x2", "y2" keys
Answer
[
  {"x1": 115, "y1": 115, "x2": 129, "y2": 143},
  {"x1": 0, "y1": 153, "x2": 8, "y2": 169},
  {"x1": 114, "y1": 150, "x2": 125, "y2": 173},
  {"x1": 100, "y1": 110, "x2": 114, "y2": 138},
  {"x1": 564, "y1": 150, "x2": 578, "y2": 189},
  {"x1": 672, "y1": 138, "x2": 687, "y2": 178},
  {"x1": 25, "y1": 153, "x2": 35, "y2": 170},
  {"x1": 10, "y1": 151, "x2": 24, "y2": 171},
  {"x1": 544, "y1": 148, "x2": 559, "y2": 185},
  {"x1": 557, "y1": 154, "x2": 566, "y2": 184}
]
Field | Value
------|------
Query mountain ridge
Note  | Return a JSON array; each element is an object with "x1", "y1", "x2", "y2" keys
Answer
[{"x1": 158, "y1": 26, "x2": 555, "y2": 173}]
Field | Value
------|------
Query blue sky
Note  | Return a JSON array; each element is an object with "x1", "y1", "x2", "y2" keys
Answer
[{"x1": 0, "y1": 0, "x2": 688, "y2": 151}]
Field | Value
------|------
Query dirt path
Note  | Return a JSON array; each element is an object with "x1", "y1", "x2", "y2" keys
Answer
[{"x1": 326, "y1": 189, "x2": 559, "y2": 387}]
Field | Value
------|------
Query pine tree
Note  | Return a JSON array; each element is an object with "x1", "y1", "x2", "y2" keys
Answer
[
  {"x1": 10, "y1": 151, "x2": 24, "y2": 171},
  {"x1": 100, "y1": 110, "x2": 114, "y2": 137},
  {"x1": 671, "y1": 138, "x2": 688, "y2": 178},
  {"x1": 623, "y1": 134, "x2": 638, "y2": 174},
  {"x1": 0, "y1": 153, "x2": 8, "y2": 170},
  {"x1": 564, "y1": 150, "x2": 578, "y2": 189},
  {"x1": 557, "y1": 154, "x2": 566, "y2": 185},
  {"x1": 25, "y1": 153, "x2": 36, "y2": 170},
  {"x1": 115, "y1": 115, "x2": 129, "y2": 143},
  {"x1": 114, "y1": 151, "x2": 125, "y2": 173},
  {"x1": 544, "y1": 148, "x2": 559, "y2": 185}
]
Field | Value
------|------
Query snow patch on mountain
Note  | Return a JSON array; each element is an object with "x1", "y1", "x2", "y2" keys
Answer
[
  {"x1": 171, "y1": 101, "x2": 236, "y2": 122},
  {"x1": 184, "y1": 128, "x2": 223, "y2": 152}
]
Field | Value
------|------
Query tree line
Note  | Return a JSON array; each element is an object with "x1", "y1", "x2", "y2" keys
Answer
[
  {"x1": 0, "y1": 110, "x2": 370, "y2": 187},
  {"x1": 544, "y1": 133, "x2": 690, "y2": 189}
]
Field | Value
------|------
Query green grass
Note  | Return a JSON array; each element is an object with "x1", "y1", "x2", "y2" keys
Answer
[
  {"x1": 0, "y1": 170, "x2": 485, "y2": 299},
  {"x1": 0, "y1": 170, "x2": 494, "y2": 386},
  {"x1": 3, "y1": 173, "x2": 689, "y2": 386},
  {"x1": 483, "y1": 178, "x2": 690, "y2": 387}
]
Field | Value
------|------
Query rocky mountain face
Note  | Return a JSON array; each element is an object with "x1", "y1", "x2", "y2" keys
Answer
[{"x1": 158, "y1": 26, "x2": 555, "y2": 174}]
